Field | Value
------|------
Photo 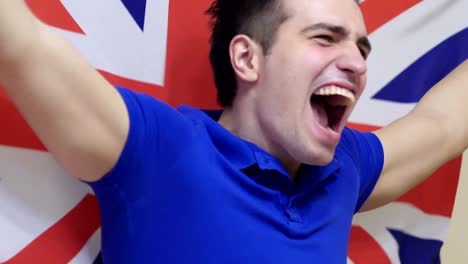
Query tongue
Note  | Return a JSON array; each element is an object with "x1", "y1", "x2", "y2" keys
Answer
[{"x1": 310, "y1": 101, "x2": 328, "y2": 128}]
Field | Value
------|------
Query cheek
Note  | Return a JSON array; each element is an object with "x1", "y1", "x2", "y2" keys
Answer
[
  {"x1": 303, "y1": 48, "x2": 331, "y2": 70},
  {"x1": 261, "y1": 51, "x2": 321, "y2": 112},
  {"x1": 361, "y1": 75, "x2": 367, "y2": 88},
  {"x1": 356, "y1": 75, "x2": 367, "y2": 99}
]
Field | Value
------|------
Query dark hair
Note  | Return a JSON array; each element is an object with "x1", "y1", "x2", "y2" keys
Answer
[{"x1": 206, "y1": 0, "x2": 289, "y2": 108}]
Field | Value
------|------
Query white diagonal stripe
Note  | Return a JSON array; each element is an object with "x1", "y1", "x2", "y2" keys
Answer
[{"x1": 0, "y1": 146, "x2": 89, "y2": 261}]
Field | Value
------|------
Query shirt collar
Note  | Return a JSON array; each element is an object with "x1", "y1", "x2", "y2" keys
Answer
[
  {"x1": 244, "y1": 141, "x2": 290, "y2": 176},
  {"x1": 178, "y1": 105, "x2": 340, "y2": 191},
  {"x1": 178, "y1": 105, "x2": 256, "y2": 169},
  {"x1": 295, "y1": 158, "x2": 341, "y2": 195}
]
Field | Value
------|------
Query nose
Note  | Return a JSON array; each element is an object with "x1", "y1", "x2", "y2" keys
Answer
[{"x1": 336, "y1": 44, "x2": 368, "y2": 78}]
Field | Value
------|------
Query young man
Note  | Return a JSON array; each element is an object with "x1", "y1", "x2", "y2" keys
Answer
[{"x1": 0, "y1": 0, "x2": 466, "y2": 263}]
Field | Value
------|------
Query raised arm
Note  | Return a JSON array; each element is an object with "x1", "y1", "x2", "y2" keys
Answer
[
  {"x1": 361, "y1": 59, "x2": 468, "y2": 211},
  {"x1": 0, "y1": 1, "x2": 129, "y2": 181}
]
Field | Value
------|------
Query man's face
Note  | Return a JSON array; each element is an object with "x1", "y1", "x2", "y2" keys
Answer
[{"x1": 252, "y1": 0, "x2": 370, "y2": 167}]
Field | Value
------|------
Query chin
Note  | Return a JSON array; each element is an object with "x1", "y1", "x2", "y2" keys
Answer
[
  {"x1": 302, "y1": 148, "x2": 336, "y2": 166},
  {"x1": 314, "y1": 156, "x2": 334, "y2": 166}
]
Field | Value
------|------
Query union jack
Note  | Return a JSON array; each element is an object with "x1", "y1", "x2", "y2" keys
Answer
[{"x1": 0, "y1": 0, "x2": 466, "y2": 263}]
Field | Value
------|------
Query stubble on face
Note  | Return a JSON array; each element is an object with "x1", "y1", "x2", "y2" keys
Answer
[{"x1": 222, "y1": 0, "x2": 369, "y2": 178}]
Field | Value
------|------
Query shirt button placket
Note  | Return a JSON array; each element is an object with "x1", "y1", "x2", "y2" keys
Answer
[{"x1": 285, "y1": 197, "x2": 301, "y2": 223}]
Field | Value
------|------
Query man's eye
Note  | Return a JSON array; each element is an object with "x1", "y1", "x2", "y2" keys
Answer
[
  {"x1": 314, "y1": 35, "x2": 335, "y2": 44},
  {"x1": 359, "y1": 47, "x2": 369, "y2": 60},
  {"x1": 360, "y1": 49, "x2": 367, "y2": 59}
]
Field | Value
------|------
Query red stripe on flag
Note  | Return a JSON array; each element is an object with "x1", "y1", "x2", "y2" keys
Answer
[
  {"x1": 164, "y1": 0, "x2": 219, "y2": 109},
  {"x1": 1, "y1": 72, "x2": 166, "y2": 151},
  {"x1": 25, "y1": 0, "x2": 84, "y2": 34},
  {"x1": 347, "y1": 122, "x2": 381, "y2": 132},
  {"x1": 360, "y1": 0, "x2": 423, "y2": 34},
  {"x1": 398, "y1": 157, "x2": 461, "y2": 217},
  {"x1": 1, "y1": 96, "x2": 46, "y2": 151},
  {"x1": 348, "y1": 226, "x2": 392, "y2": 264},
  {"x1": 98, "y1": 70, "x2": 169, "y2": 102},
  {"x1": 4, "y1": 194, "x2": 100, "y2": 264}
]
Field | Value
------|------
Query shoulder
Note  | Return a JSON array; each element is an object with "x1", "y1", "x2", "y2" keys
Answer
[{"x1": 337, "y1": 127, "x2": 384, "y2": 167}]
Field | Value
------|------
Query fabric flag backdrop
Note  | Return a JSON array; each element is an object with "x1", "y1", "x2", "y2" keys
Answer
[{"x1": 0, "y1": 0, "x2": 466, "y2": 263}]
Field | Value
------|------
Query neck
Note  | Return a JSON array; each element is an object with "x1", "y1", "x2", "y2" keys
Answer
[{"x1": 218, "y1": 107, "x2": 301, "y2": 180}]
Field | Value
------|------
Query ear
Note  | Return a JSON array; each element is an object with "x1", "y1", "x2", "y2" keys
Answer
[{"x1": 229, "y1": 35, "x2": 262, "y2": 83}]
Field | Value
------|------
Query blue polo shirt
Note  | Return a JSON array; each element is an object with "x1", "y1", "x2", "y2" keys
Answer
[{"x1": 89, "y1": 87, "x2": 384, "y2": 264}]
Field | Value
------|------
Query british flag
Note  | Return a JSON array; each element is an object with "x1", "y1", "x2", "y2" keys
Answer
[{"x1": 0, "y1": 0, "x2": 466, "y2": 263}]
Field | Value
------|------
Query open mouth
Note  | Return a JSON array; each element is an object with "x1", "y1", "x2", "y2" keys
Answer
[{"x1": 309, "y1": 85, "x2": 355, "y2": 133}]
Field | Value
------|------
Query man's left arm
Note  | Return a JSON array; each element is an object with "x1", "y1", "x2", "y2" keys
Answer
[{"x1": 361, "y1": 59, "x2": 468, "y2": 211}]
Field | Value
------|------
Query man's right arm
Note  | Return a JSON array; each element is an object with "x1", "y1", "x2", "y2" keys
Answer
[{"x1": 0, "y1": 1, "x2": 129, "y2": 182}]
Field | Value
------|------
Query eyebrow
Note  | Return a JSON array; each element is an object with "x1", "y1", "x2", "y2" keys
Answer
[{"x1": 300, "y1": 23, "x2": 372, "y2": 56}]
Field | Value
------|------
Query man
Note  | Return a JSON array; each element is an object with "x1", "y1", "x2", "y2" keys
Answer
[{"x1": 0, "y1": 0, "x2": 466, "y2": 263}]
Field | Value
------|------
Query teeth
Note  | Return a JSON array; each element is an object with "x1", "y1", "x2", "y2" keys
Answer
[{"x1": 313, "y1": 85, "x2": 355, "y2": 105}]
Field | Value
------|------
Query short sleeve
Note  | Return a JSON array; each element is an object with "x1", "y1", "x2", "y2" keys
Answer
[
  {"x1": 340, "y1": 128, "x2": 384, "y2": 212},
  {"x1": 88, "y1": 86, "x2": 194, "y2": 206}
]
